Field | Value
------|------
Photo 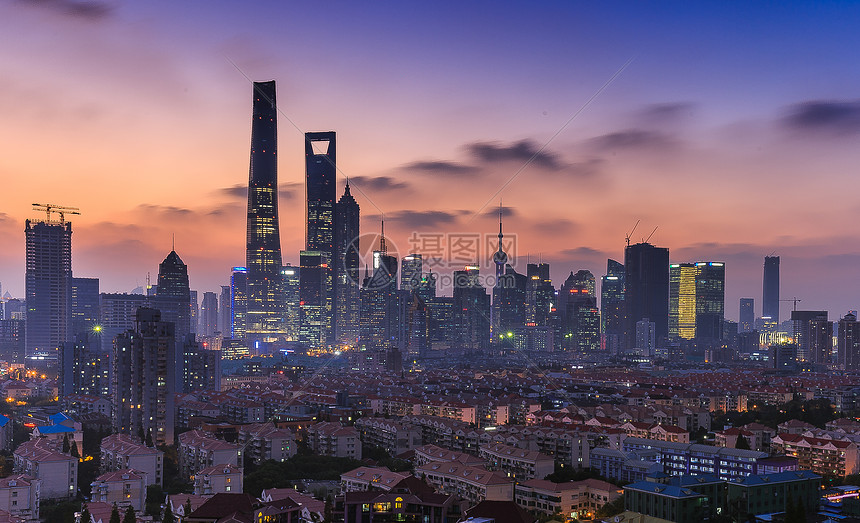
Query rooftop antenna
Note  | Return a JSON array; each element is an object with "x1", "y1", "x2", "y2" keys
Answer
[
  {"x1": 625, "y1": 220, "x2": 640, "y2": 247},
  {"x1": 645, "y1": 226, "x2": 658, "y2": 243},
  {"x1": 172, "y1": 233, "x2": 175, "y2": 252}
]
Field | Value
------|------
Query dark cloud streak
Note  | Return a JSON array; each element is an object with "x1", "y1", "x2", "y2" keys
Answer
[
  {"x1": 18, "y1": 0, "x2": 113, "y2": 20},
  {"x1": 782, "y1": 100, "x2": 860, "y2": 135}
]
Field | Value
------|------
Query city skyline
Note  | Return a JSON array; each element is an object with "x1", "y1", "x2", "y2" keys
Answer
[{"x1": 3, "y1": 2, "x2": 860, "y2": 321}]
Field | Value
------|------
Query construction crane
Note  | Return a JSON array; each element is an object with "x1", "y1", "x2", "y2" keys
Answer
[
  {"x1": 32, "y1": 203, "x2": 80, "y2": 223},
  {"x1": 780, "y1": 297, "x2": 802, "y2": 312}
]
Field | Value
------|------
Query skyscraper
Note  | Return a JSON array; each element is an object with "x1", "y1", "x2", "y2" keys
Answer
[
  {"x1": 281, "y1": 264, "x2": 300, "y2": 341},
  {"x1": 334, "y1": 182, "x2": 360, "y2": 346},
  {"x1": 739, "y1": 298, "x2": 754, "y2": 333},
  {"x1": 155, "y1": 250, "x2": 192, "y2": 341},
  {"x1": 230, "y1": 267, "x2": 248, "y2": 340},
  {"x1": 624, "y1": 242, "x2": 669, "y2": 350},
  {"x1": 25, "y1": 218, "x2": 72, "y2": 358},
  {"x1": 491, "y1": 211, "x2": 508, "y2": 338},
  {"x1": 246, "y1": 80, "x2": 284, "y2": 347},
  {"x1": 791, "y1": 310, "x2": 831, "y2": 364},
  {"x1": 600, "y1": 259, "x2": 625, "y2": 353},
  {"x1": 218, "y1": 285, "x2": 231, "y2": 336},
  {"x1": 763, "y1": 256, "x2": 780, "y2": 323},
  {"x1": 452, "y1": 266, "x2": 490, "y2": 355},
  {"x1": 668, "y1": 262, "x2": 725, "y2": 342},
  {"x1": 200, "y1": 291, "x2": 218, "y2": 336},
  {"x1": 557, "y1": 270, "x2": 599, "y2": 352},
  {"x1": 838, "y1": 313, "x2": 860, "y2": 371},
  {"x1": 526, "y1": 262, "x2": 553, "y2": 327},
  {"x1": 304, "y1": 131, "x2": 337, "y2": 346},
  {"x1": 401, "y1": 254, "x2": 423, "y2": 292},
  {"x1": 299, "y1": 251, "x2": 325, "y2": 348},
  {"x1": 360, "y1": 232, "x2": 398, "y2": 349}
]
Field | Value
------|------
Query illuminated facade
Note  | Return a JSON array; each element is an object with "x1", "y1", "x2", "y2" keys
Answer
[
  {"x1": 230, "y1": 267, "x2": 248, "y2": 340},
  {"x1": 281, "y1": 265, "x2": 300, "y2": 341},
  {"x1": 304, "y1": 131, "x2": 337, "y2": 346},
  {"x1": 299, "y1": 251, "x2": 325, "y2": 348},
  {"x1": 668, "y1": 262, "x2": 725, "y2": 342},
  {"x1": 526, "y1": 262, "x2": 553, "y2": 327},
  {"x1": 245, "y1": 80, "x2": 284, "y2": 347}
]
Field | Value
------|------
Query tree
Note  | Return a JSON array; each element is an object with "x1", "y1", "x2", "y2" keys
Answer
[
  {"x1": 324, "y1": 495, "x2": 333, "y2": 523},
  {"x1": 184, "y1": 498, "x2": 193, "y2": 518},
  {"x1": 162, "y1": 503, "x2": 175, "y2": 523},
  {"x1": 122, "y1": 506, "x2": 136, "y2": 523},
  {"x1": 145, "y1": 428, "x2": 154, "y2": 448},
  {"x1": 109, "y1": 504, "x2": 121, "y2": 523},
  {"x1": 735, "y1": 434, "x2": 751, "y2": 450},
  {"x1": 80, "y1": 505, "x2": 92, "y2": 523},
  {"x1": 70, "y1": 440, "x2": 80, "y2": 458},
  {"x1": 62, "y1": 434, "x2": 71, "y2": 454}
]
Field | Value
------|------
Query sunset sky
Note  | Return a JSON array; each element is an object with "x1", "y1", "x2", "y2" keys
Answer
[{"x1": 3, "y1": 1, "x2": 860, "y2": 321}]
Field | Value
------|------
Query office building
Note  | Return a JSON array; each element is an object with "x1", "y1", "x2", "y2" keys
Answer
[
  {"x1": 25, "y1": 218, "x2": 73, "y2": 359},
  {"x1": 218, "y1": 286, "x2": 230, "y2": 337},
  {"x1": 304, "y1": 131, "x2": 337, "y2": 346},
  {"x1": 155, "y1": 250, "x2": 192, "y2": 341},
  {"x1": 600, "y1": 259, "x2": 624, "y2": 353},
  {"x1": 401, "y1": 254, "x2": 423, "y2": 292},
  {"x1": 200, "y1": 291, "x2": 218, "y2": 336},
  {"x1": 763, "y1": 256, "x2": 780, "y2": 323},
  {"x1": 838, "y1": 313, "x2": 860, "y2": 371},
  {"x1": 557, "y1": 270, "x2": 599, "y2": 353},
  {"x1": 452, "y1": 266, "x2": 490, "y2": 355},
  {"x1": 739, "y1": 298, "x2": 754, "y2": 333},
  {"x1": 624, "y1": 242, "x2": 669, "y2": 350},
  {"x1": 791, "y1": 310, "x2": 832, "y2": 364},
  {"x1": 230, "y1": 267, "x2": 248, "y2": 340},
  {"x1": 334, "y1": 183, "x2": 360, "y2": 346},
  {"x1": 281, "y1": 265, "x2": 300, "y2": 342},
  {"x1": 668, "y1": 262, "x2": 725, "y2": 342},
  {"x1": 526, "y1": 262, "x2": 553, "y2": 327},
  {"x1": 360, "y1": 234, "x2": 398, "y2": 350},
  {"x1": 246, "y1": 80, "x2": 284, "y2": 347},
  {"x1": 299, "y1": 251, "x2": 326, "y2": 348}
]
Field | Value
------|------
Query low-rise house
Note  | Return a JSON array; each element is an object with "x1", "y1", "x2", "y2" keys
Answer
[
  {"x1": 177, "y1": 430, "x2": 240, "y2": 479},
  {"x1": 89, "y1": 469, "x2": 147, "y2": 512},
  {"x1": 193, "y1": 464, "x2": 242, "y2": 495},
  {"x1": 515, "y1": 478, "x2": 621, "y2": 519},
  {"x1": 355, "y1": 418, "x2": 423, "y2": 456},
  {"x1": 306, "y1": 422, "x2": 361, "y2": 459},
  {"x1": 416, "y1": 461, "x2": 513, "y2": 506},
  {"x1": 0, "y1": 474, "x2": 40, "y2": 522},
  {"x1": 237, "y1": 422, "x2": 295, "y2": 463},
  {"x1": 12, "y1": 438, "x2": 76, "y2": 500},
  {"x1": 479, "y1": 442, "x2": 554, "y2": 480},
  {"x1": 340, "y1": 467, "x2": 410, "y2": 493},
  {"x1": 100, "y1": 434, "x2": 164, "y2": 486},
  {"x1": 414, "y1": 444, "x2": 486, "y2": 467}
]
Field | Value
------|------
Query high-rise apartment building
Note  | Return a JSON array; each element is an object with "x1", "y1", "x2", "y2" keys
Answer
[
  {"x1": 763, "y1": 256, "x2": 780, "y2": 323},
  {"x1": 334, "y1": 183, "x2": 360, "y2": 346},
  {"x1": 624, "y1": 242, "x2": 669, "y2": 350},
  {"x1": 112, "y1": 308, "x2": 177, "y2": 445},
  {"x1": 25, "y1": 219, "x2": 72, "y2": 358},
  {"x1": 304, "y1": 131, "x2": 337, "y2": 346},
  {"x1": 218, "y1": 285, "x2": 231, "y2": 337},
  {"x1": 246, "y1": 80, "x2": 284, "y2": 347},
  {"x1": 739, "y1": 298, "x2": 754, "y2": 333}
]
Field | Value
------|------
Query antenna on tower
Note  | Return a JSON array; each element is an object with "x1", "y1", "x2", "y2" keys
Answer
[
  {"x1": 625, "y1": 220, "x2": 640, "y2": 247},
  {"x1": 645, "y1": 226, "x2": 658, "y2": 243},
  {"x1": 379, "y1": 217, "x2": 387, "y2": 255}
]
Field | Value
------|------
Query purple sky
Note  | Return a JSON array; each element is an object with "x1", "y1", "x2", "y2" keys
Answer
[{"x1": 2, "y1": 1, "x2": 860, "y2": 321}]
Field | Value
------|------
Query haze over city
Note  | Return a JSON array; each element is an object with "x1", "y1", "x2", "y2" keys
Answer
[{"x1": 3, "y1": 1, "x2": 860, "y2": 318}]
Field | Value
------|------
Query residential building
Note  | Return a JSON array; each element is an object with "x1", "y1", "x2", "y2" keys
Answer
[
  {"x1": 771, "y1": 433, "x2": 859, "y2": 477},
  {"x1": 236, "y1": 422, "x2": 295, "y2": 463},
  {"x1": 99, "y1": 433, "x2": 164, "y2": 486},
  {"x1": 89, "y1": 469, "x2": 147, "y2": 512},
  {"x1": 177, "y1": 430, "x2": 240, "y2": 479},
  {"x1": 355, "y1": 418, "x2": 422, "y2": 456},
  {"x1": 514, "y1": 479, "x2": 621, "y2": 520},
  {"x1": 193, "y1": 464, "x2": 242, "y2": 495},
  {"x1": 479, "y1": 442, "x2": 554, "y2": 480},
  {"x1": 12, "y1": 438, "x2": 76, "y2": 500},
  {"x1": 416, "y1": 461, "x2": 513, "y2": 506},
  {"x1": 306, "y1": 422, "x2": 362, "y2": 459},
  {"x1": 0, "y1": 475, "x2": 40, "y2": 522},
  {"x1": 340, "y1": 467, "x2": 410, "y2": 493}
]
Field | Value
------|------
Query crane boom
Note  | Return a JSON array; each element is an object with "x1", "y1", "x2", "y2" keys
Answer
[{"x1": 32, "y1": 203, "x2": 81, "y2": 223}]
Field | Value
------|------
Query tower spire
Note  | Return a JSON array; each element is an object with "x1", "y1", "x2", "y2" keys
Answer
[
  {"x1": 497, "y1": 201, "x2": 503, "y2": 253},
  {"x1": 379, "y1": 218, "x2": 387, "y2": 255}
]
